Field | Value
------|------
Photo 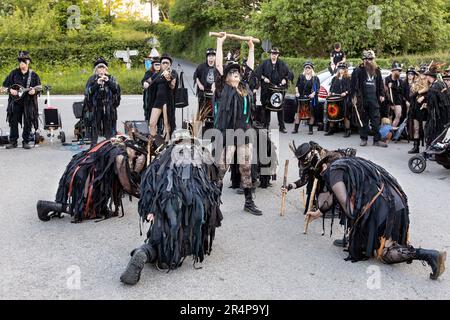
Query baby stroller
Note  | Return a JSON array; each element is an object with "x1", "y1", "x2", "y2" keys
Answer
[{"x1": 408, "y1": 124, "x2": 450, "y2": 173}]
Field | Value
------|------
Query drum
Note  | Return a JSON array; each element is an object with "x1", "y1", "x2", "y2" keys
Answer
[
  {"x1": 297, "y1": 97, "x2": 311, "y2": 120},
  {"x1": 265, "y1": 85, "x2": 286, "y2": 112},
  {"x1": 326, "y1": 95, "x2": 344, "y2": 122},
  {"x1": 200, "y1": 91, "x2": 214, "y2": 119}
]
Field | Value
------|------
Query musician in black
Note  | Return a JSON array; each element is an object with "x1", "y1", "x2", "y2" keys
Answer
[
  {"x1": 148, "y1": 53, "x2": 178, "y2": 143},
  {"x1": 255, "y1": 47, "x2": 292, "y2": 133},
  {"x1": 84, "y1": 57, "x2": 121, "y2": 146},
  {"x1": 294, "y1": 61, "x2": 320, "y2": 135},
  {"x1": 193, "y1": 48, "x2": 219, "y2": 113},
  {"x1": 384, "y1": 62, "x2": 406, "y2": 128},
  {"x1": 329, "y1": 42, "x2": 346, "y2": 75},
  {"x1": 350, "y1": 50, "x2": 388, "y2": 147},
  {"x1": 2, "y1": 51, "x2": 41, "y2": 149},
  {"x1": 325, "y1": 62, "x2": 351, "y2": 137}
]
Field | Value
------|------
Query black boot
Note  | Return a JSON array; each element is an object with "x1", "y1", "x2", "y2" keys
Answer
[
  {"x1": 120, "y1": 249, "x2": 148, "y2": 285},
  {"x1": 344, "y1": 129, "x2": 351, "y2": 138},
  {"x1": 36, "y1": 200, "x2": 67, "y2": 221},
  {"x1": 308, "y1": 124, "x2": 313, "y2": 135},
  {"x1": 5, "y1": 140, "x2": 17, "y2": 149},
  {"x1": 292, "y1": 123, "x2": 299, "y2": 133},
  {"x1": 243, "y1": 188, "x2": 262, "y2": 215},
  {"x1": 408, "y1": 139, "x2": 420, "y2": 154},
  {"x1": 415, "y1": 248, "x2": 446, "y2": 280},
  {"x1": 324, "y1": 127, "x2": 334, "y2": 136}
]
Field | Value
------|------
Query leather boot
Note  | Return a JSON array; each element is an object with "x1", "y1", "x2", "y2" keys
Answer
[
  {"x1": 408, "y1": 139, "x2": 420, "y2": 154},
  {"x1": 324, "y1": 127, "x2": 334, "y2": 136},
  {"x1": 36, "y1": 200, "x2": 68, "y2": 221},
  {"x1": 292, "y1": 123, "x2": 299, "y2": 134},
  {"x1": 415, "y1": 248, "x2": 446, "y2": 280},
  {"x1": 120, "y1": 249, "x2": 148, "y2": 285},
  {"x1": 243, "y1": 188, "x2": 262, "y2": 215},
  {"x1": 344, "y1": 129, "x2": 351, "y2": 138},
  {"x1": 5, "y1": 140, "x2": 17, "y2": 149},
  {"x1": 308, "y1": 124, "x2": 314, "y2": 135}
]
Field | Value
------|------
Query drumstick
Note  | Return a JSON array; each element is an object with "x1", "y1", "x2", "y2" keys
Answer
[
  {"x1": 304, "y1": 178, "x2": 318, "y2": 234},
  {"x1": 209, "y1": 32, "x2": 261, "y2": 43}
]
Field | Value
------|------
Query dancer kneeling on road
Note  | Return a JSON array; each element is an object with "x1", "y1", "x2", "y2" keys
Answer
[
  {"x1": 120, "y1": 130, "x2": 223, "y2": 285},
  {"x1": 304, "y1": 154, "x2": 446, "y2": 280}
]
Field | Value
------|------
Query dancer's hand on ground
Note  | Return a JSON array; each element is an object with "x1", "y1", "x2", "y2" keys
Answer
[
  {"x1": 305, "y1": 209, "x2": 322, "y2": 222},
  {"x1": 146, "y1": 213, "x2": 154, "y2": 223}
]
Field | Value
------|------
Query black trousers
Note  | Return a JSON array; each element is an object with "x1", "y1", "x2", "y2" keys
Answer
[
  {"x1": 359, "y1": 99, "x2": 381, "y2": 142},
  {"x1": 264, "y1": 108, "x2": 285, "y2": 129},
  {"x1": 9, "y1": 104, "x2": 32, "y2": 143}
]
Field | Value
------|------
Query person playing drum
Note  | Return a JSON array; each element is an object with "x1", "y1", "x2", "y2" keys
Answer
[
  {"x1": 293, "y1": 61, "x2": 320, "y2": 135},
  {"x1": 325, "y1": 62, "x2": 351, "y2": 137}
]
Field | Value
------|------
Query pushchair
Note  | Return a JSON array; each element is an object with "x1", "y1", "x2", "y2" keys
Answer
[{"x1": 408, "y1": 124, "x2": 450, "y2": 173}]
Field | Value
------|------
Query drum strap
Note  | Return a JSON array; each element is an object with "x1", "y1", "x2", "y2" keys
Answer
[{"x1": 26, "y1": 69, "x2": 33, "y2": 89}]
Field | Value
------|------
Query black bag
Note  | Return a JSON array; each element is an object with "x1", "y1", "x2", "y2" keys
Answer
[
  {"x1": 175, "y1": 71, "x2": 189, "y2": 108},
  {"x1": 0, "y1": 128, "x2": 9, "y2": 145}
]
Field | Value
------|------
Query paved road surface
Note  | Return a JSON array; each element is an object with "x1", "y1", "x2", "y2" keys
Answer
[{"x1": 0, "y1": 59, "x2": 449, "y2": 299}]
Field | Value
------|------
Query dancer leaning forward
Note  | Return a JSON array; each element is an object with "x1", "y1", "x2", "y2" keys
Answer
[{"x1": 304, "y1": 153, "x2": 446, "y2": 280}]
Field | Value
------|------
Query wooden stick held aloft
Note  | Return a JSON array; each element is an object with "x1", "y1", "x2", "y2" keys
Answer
[{"x1": 209, "y1": 32, "x2": 260, "y2": 44}]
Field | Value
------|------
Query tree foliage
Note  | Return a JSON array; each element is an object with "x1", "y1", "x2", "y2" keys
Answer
[{"x1": 251, "y1": 0, "x2": 449, "y2": 57}]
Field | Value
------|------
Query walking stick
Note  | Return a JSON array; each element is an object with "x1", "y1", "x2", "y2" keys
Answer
[
  {"x1": 303, "y1": 178, "x2": 318, "y2": 234},
  {"x1": 352, "y1": 101, "x2": 363, "y2": 128},
  {"x1": 280, "y1": 159, "x2": 289, "y2": 216}
]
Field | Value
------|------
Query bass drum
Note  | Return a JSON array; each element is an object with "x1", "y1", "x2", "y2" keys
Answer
[
  {"x1": 265, "y1": 85, "x2": 286, "y2": 112},
  {"x1": 297, "y1": 97, "x2": 311, "y2": 120},
  {"x1": 326, "y1": 95, "x2": 344, "y2": 122}
]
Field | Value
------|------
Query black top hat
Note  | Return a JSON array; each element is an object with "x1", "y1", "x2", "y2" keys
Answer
[
  {"x1": 391, "y1": 61, "x2": 402, "y2": 71},
  {"x1": 292, "y1": 142, "x2": 311, "y2": 160},
  {"x1": 406, "y1": 67, "x2": 418, "y2": 75},
  {"x1": 160, "y1": 53, "x2": 173, "y2": 64},
  {"x1": 151, "y1": 57, "x2": 161, "y2": 64},
  {"x1": 223, "y1": 62, "x2": 241, "y2": 77},
  {"x1": 270, "y1": 47, "x2": 280, "y2": 54},
  {"x1": 337, "y1": 62, "x2": 348, "y2": 69},
  {"x1": 206, "y1": 48, "x2": 216, "y2": 56},
  {"x1": 94, "y1": 56, "x2": 108, "y2": 68},
  {"x1": 18, "y1": 51, "x2": 32, "y2": 62},
  {"x1": 303, "y1": 61, "x2": 314, "y2": 69}
]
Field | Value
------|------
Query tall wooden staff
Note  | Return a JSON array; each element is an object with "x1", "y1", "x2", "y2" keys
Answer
[
  {"x1": 303, "y1": 178, "x2": 318, "y2": 234},
  {"x1": 280, "y1": 159, "x2": 289, "y2": 216}
]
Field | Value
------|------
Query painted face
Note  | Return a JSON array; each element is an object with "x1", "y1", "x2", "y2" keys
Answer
[
  {"x1": 270, "y1": 53, "x2": 279, "y2": 60},
  {"x1": 19, "y1": 59, "x2": 29, "y2": 71},
  {"x1": 207, "y1": 54, "x2": 216, "y2": 66},
  {"x1": 96, "y1": 66, "x2": 107, "y2": 75}
]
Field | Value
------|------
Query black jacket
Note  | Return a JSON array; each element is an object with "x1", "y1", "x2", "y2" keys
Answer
[
  {"x1": 3, "y1": 68, "x2": 41, "y2": 129},
  {"x1": 350, "y1": 64, "x2": 385, "y2": 106}
]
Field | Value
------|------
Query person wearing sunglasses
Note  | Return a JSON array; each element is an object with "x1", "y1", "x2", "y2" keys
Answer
[
  {"x1": 142, "y1": 57, "x2": 162, "y2": 124},
  {"x1": 83, "y1": 57, "x2": 121, "y2": 146},
  {"x1": 213, "y1": 32, "x2": 262, "y2": 216},
  {"x1": 2, "y1": 51, "x2": 41, "y2": 149},
  {"x1": 350, "y1": 50, "x2": 388, "y2": 147}
]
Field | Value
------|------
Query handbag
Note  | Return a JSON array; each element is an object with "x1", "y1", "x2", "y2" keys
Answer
[{"x1": 175, "y1": 71, "x2": 189, "y2": 108}]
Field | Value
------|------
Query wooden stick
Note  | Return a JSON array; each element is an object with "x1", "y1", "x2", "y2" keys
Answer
[
  {"x1": 280, "y1": 159, "x2": 289, "y2": 216},
  {"x1": 209, "y1": 32, "x2": 260, "y2": 44},
  {"x1": 303, "y1": 178, "x2": 318, "y2": 234}
]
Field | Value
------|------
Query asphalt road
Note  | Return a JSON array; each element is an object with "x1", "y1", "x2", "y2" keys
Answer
[{"x1": 0, "y1": 59, "x2": 449, "y2": 300}]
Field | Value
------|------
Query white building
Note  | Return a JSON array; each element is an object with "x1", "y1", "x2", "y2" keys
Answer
[{"x1": 104, "y1": 0, "x2": 160, "y2": 22}]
